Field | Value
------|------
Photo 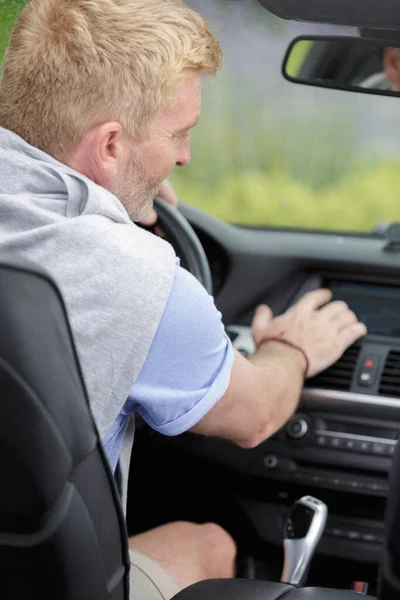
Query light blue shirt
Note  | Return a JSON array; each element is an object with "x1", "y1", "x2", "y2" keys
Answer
[{"x1": 102, "y1": 261, "x2": 234, "y2": 471}]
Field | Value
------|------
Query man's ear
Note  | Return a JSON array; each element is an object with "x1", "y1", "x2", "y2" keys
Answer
[
  {"x1": 90, "y1": 121, "x2": 127, "y2": 179},
  {"x1": 67, "y1": 121, "x2": 129, "y2": 185},
  {"x1": 383, "y1": 47, "x2": 400, "y2": 87}
]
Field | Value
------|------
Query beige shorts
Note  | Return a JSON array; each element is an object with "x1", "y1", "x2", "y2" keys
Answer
[{"x1": 129, "y1": 548, "x2": 181, "y2": 600}]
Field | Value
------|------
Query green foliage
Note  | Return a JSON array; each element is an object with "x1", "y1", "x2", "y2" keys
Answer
[
  {"x1": 285, "y1": 40, "x2": 313, "y2": 78},
  {"x1": 0, "y1": 0, "x2": 26, "y2": 66},
  {"x1": 170, "y1": 93, "x2": 394, "y2": 232},
  {"x1": 171, "y1": 161, "x2": 400, "y2": 232}
]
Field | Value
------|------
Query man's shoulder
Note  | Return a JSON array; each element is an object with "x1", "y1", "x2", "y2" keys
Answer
[
  {"x1": 67, "y1": 214, "x2": 171, "y2": 250},
  {"x1": 62, "y1": 214, "x2": 176, "y2": 274},
  {"x1": 47, "y1": 215, "x2": 178, "y2": 438},
  {"x1": 43, "y1": 214, "x2": 177, "y2": 318}
]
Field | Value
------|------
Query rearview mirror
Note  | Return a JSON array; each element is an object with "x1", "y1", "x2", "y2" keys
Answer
[{"x1": 282, "y1": 35, "x2": 400, "y2": 98}]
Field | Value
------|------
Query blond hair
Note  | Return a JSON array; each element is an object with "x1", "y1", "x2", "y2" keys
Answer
[{"x1": 0, "y1": 0, "x2": 222, "y2": 161}]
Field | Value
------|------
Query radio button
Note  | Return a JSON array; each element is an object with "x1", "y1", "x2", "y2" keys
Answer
[
  {"x1": 316, "y1": 435, "x2": 327, "y2": 446},
  {"x1": 362, "y1": 533, "x2": 378, "y2": 543},
  {"x1": 340, "y1": 478, "x2": 363, "y2": 491},
  {"x1": 344, "y1": 439, "x2": 356, "y2": 451},
  {"x1": 372, "y1": 442, "x2": 389, "y2": 456},
  {"x1": 353, "y1": 440, "x2": 372, "y2": 453},
  {"x1": 292, "y1": 472, "x2": 310, "y2": 484},
  {"x1": 328, "y1": 436, "x2": 344, "y2": 449},
  {"x1": 264, "y1": 454, "x2": 278, "y2": 469},
  {"x1": 332, "y1": 528, "x2": 345, "y2": 537},
  {"x1": 286, "y1": 417, "x2": 308, "y2": 439},
  {"x1": 349, "y1": 480, "x2": 362, "y2": 490},
  {"x1": 366, "y1": 481, "x2": 389, "y2": 495},
  {"x1": 357, "y1": 354, "x2": 380, "y2": 387},
  {"x1": 359, "y1": 372, "x2": 373, "y2": 386}
]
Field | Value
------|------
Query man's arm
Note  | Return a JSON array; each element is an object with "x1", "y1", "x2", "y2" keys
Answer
[
  {"x1": 127, "y1": 265, "x2": 366, "y2": 450},
  {"x1": 134, "y1": 181, "x2": 366, "y2": 447},
  {"x1": 191, "y1": 290, "x2": 367, "y2": 448},
  {"x1": 190, "y1": 343, "x2": 304, "y2": 448}
]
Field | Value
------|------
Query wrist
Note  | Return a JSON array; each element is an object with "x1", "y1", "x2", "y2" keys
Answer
[{"x1": 256, "y1": 336, "x2": 309, "y2": 377}]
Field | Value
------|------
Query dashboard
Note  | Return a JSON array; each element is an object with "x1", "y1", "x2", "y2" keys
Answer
[
  {"x1": 225, "y1": 272, "x2": 400, "y2": 566},
  {"x1": 131, "y1": 205, "x2": 400, "y2": 582},
  {"x1": 171, "y1": 204, "x2": 400, "y2": 572}
]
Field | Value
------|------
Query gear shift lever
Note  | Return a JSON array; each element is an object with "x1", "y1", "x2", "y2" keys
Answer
[{"x1": 281, "y1": 495, "x2": 328, "y2": 587}]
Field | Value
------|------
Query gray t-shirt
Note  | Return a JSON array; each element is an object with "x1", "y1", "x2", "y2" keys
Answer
[{"x1": 0, "y1": 127, "x2": 176, "y2": 506}]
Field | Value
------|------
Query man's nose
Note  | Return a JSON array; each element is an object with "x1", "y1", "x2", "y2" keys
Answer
[{"x1": 176, "y1": 140, "x2": 191, "y2": 167}]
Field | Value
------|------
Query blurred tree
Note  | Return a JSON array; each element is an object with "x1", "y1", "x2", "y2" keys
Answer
[{"x1": 0, "y1": 0, "x2": 26, "y2": 65}]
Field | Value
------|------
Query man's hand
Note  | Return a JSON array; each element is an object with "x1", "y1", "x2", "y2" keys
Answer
[
  {"x1": 139, "y1": 180, "x2": 178, "y2": 226},
  {"x1": 251, "y1": 289, "x2": 367, "y2": 378},
  {"x1": 192, "y1": 289, "x2": 367, "y2": 449}
]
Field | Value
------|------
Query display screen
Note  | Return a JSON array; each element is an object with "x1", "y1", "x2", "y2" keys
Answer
[{"x1": 328, "y1": 281, "x2": 400, "y2": 337}]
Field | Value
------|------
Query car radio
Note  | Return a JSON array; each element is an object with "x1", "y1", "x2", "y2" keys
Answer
[
  {"x1": 259, "y1": 409, "x2": 400, "y2": 499},
  {"x1": 285, "y1": 413, "x2": 398, "y2": 458}
]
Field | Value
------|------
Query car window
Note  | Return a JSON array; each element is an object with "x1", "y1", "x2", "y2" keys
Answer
[{"x1": 2, "y1": 0, "x2": 400, "y2": 233}]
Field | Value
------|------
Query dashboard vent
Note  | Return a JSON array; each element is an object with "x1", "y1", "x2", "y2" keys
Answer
[
  {"x1": 306, "y1": 344, "x2": 361, "y2": 391},
  {"x1": 379, "y1": 350, "x2": 400, "y2": 398}
]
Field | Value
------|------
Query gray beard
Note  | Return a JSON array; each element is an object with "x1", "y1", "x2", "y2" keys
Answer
[
  {"x1": 126, "y1": 188, "x2": 157, "y2": 222},
  {"x1": 109, "y1": 173, "x2": 160, "y2": 222}
]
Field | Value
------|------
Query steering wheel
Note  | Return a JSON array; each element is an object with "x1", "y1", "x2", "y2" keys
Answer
[{"x1": 152, "y1": 196, "x2": 213, "y2": 295}]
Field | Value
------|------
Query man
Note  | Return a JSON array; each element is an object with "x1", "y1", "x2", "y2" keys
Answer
[
  {"x1": 383, "y1": 46, "x2": 400, "y2": 91},
  {"x1": 358, "y1": 29, "x2": 400, "y2": 92},
  {"x1": 0, "y1": 0, "x2": 367, "y2": 598},
  {"x1": 358, "y1": 46, "x2": 400, "y2": 92}
]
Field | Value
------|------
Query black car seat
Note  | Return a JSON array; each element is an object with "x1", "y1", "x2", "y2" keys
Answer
[{"x1": 0, "y1": 255, "x2": 130, "y2": 600}]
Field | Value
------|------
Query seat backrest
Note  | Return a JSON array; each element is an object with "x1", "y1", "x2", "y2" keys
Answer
[{"x1": 0, "y1": 256, "x2": 130, "y2": 600}]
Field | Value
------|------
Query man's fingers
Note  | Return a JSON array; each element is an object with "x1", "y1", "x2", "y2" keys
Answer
[
  {"x1": 332, "y1": 309, "x2": 358, "y2": 332},
  {"x1": 297, "y1": 288, "x2": 333, "y2": 311},
  {"x1": 340, "y1": 322, "x2": 368, "y2": 348},
  {"x1": 253, "y1": 304, "x2": 274, "y2": 326},
  {"x1": 251, "y1": 304, "x2": 274, "y2": 341},
  {"x1": 139, "y1": 208, "x2": 158, "y2": 226},
  {"x1": 158, "y1": 179, "x2": 179, "y2": 208},
  {"x1": 321, "y1": 300, "x2": 351, "y2": 320}
]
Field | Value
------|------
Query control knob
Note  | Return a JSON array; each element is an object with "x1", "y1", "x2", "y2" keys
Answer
[{"x1": 286, "y1": 416, "x2": 308, "y2": 439}]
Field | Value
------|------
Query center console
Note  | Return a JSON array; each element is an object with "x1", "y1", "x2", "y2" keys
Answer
[
  {"x1": 226, "y1": 272, "x2": 400, "y2": 567},
  {"x1": 278, "y1": 411, "x2": 396, "y2": 496}
]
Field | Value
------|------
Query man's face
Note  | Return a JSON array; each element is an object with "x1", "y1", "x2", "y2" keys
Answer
[
  {"x1": 110, "y1": 76, "x2": 201, "y2": 221},
  {"x1": 383, "y1": 47, "x2": 400, "y2": 92}
]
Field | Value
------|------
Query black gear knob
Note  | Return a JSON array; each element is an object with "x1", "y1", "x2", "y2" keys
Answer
[{"x1": 281, "y1": 495, "x2": 328, "y2": 587}]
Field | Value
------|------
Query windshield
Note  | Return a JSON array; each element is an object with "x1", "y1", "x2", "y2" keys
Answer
[{"x1": 2, "y1": 0, "x2": 400, "y2": 234}]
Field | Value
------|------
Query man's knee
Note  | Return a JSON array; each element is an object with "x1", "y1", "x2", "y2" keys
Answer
[
  {"x1": 198, "y1": 522, "x2": 237, "y2": 578},
  {"x1": 129, "y1": 520, "x2": 237, "y2": 588}
]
